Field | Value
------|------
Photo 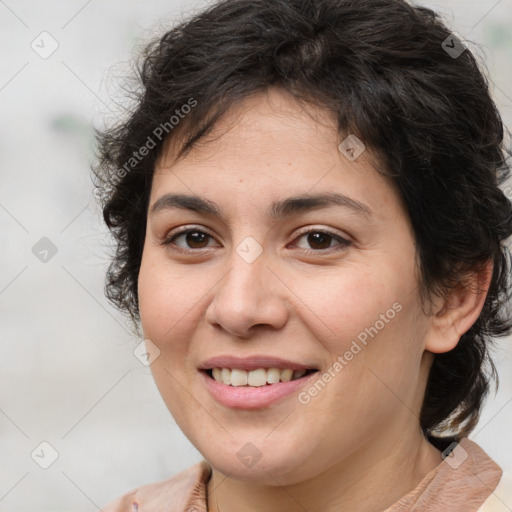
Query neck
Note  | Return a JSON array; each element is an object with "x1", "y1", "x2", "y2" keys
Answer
[{"x1": 207, "y1": 428, "x2": 442, "y2": 512}]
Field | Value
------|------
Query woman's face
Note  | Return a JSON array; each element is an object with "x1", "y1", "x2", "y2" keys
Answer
[{"x1": 138, "y1": 88, "x2": 437, "y2": 484}]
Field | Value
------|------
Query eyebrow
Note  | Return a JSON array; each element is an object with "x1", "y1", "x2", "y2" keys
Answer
[{"x1": 150, "y1": 192, "x2": 373, "y2": 219}]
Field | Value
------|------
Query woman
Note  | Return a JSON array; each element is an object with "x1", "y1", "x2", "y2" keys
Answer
[{"x1": 94, "y1": 0, "x2": 512, "y2": 510}]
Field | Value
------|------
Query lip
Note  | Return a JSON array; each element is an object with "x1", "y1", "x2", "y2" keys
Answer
[
  {"x1": 200, "y1": 369, "x2": 319, "y2": 409},
  {"x1": 198, "y1": 355, "x2": 317, "y2": 372}
]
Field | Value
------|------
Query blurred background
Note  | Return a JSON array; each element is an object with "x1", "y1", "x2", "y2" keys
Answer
[{"x1": 1, "y1": 0, "x2": 511, "y2": 510}]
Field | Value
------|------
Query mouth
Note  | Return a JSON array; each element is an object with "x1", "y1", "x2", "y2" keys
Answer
[
  {"x1": 198, "y1": 355, "x2": 321, "y2": 408},
  {"x1": 202, "y1": 367, "x2": 319, "y2": 387},
  {"x1": 200, "y1": 366, "x2": 320, "y2": 409}
]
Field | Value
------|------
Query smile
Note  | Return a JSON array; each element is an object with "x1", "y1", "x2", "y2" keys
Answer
[
  {"x1": 208, "y1": 367, "x2": 316, "y2": 387},
  {"x1": 201, "y1": 368, "x2": 320, "y2": 409}
]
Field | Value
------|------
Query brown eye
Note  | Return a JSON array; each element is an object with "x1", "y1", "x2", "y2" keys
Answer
[
  {"x1": 163, "y1": 228, "x2": 218, "y2": 250},
  {"x1": 306, "y1": 232, "x2": 333, "y2": 250},
  {"x1": 293, "y1": 229, "x2": 351, "y2": 252},
  {"x1": 184, "y1": 231, "x2": 209, "y2": 248}
]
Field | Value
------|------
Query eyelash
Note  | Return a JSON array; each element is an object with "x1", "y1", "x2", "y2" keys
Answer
[{"x1": 161, "y1": 225, "x2": 351, "y2": 255}]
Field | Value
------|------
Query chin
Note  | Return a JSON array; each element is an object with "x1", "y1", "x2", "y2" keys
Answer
[{"x1": 199, "y1": 437, "x2": 322, "y2": 485}]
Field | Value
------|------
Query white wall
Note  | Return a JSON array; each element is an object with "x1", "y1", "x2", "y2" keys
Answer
[{"x1": 1, "y1": 1, "x2": 511, "y2": 510}]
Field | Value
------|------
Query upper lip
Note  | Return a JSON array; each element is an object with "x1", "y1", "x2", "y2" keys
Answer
[{"x1": 198, "y1": 355, "x2": 317, "y2": 372}]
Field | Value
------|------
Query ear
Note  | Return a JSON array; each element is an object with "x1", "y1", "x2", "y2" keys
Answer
[{"x1": 425, "y1": 259, "x2": 493, "y2": 354}]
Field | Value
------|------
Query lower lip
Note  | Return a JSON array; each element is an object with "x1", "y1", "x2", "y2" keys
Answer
[{"x1": 200, "y1": 370, "x2": 319, "y2": 409}]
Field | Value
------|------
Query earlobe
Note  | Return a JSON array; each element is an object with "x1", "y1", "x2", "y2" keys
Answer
[{"x1": 425, "y1": 259, "x2": 493, "y2": 354}]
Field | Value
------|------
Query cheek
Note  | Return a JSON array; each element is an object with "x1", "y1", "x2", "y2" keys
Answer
[
  {"x1": 137, "y1": 255, "x2": 210, "y2": 343},
  {"x1": 291, "y1": 256, "x2": 424, "y2": 369},
  {"x1": 291, "y1": 266, "x2": 425, "y2": 441},
  {"x1": 137, "y1": 255, "x2": 209, "y2": 419},
  {"x1": 295, "y1": 267, "x2": 396, "y2": 338}
]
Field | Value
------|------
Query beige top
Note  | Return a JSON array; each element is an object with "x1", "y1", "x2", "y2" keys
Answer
[{"x1": 103, "y1": 438, "x2": 508, "y2": 511}]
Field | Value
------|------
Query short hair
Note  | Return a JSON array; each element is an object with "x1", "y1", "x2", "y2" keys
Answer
[{"x1": 93, "y1": 0, "x2": 512, "y2": 441}]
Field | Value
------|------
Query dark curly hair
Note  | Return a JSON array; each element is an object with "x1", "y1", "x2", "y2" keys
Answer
[{"x1": 93, "y1": 0, "x2": 512, "y2": 441}]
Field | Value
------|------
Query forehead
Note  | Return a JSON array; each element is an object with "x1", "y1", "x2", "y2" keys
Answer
[{"x1": 150, "y1": 88, "x2": 402, "y2": 222}]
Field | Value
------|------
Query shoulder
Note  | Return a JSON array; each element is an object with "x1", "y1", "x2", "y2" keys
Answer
[
  {"x1": 102, "y1": 460, "x2": 212, "y2": 512},
  {"x1": 478, "y1": 472, "x2": 512, "y2": 512}
]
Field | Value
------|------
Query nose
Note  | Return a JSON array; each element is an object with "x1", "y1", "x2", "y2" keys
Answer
[{"x1": 204, "y1": 249, "x2": 289, "y2": 338}]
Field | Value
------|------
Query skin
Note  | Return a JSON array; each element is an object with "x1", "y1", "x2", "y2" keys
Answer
[{"x1": 137, "y1": 87, "x2": 492, "y2": 512}]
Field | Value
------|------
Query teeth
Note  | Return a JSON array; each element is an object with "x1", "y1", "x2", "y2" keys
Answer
[
  {"x1": 281, "y1": 369, "x2": 293, "y2": 382},
  {"x1": 212, "y1": 368, "x2": 222, "y2": 382},
  {"x1": 221, "y1": 368, "x2": 231, "y2": 385},
  {"x1": 247, "y1": 368, "x2": 267, "y2": 387},
  {"x1": 231, "y1": 369, "x2": 248, "y2": 386},
  {"x1": 267, "y1": 368, "x2": 281, "y2": 384},
  {"x1": 293, "y1": 369, "x2": 306, "y2": 379},
  {"x1": 210, "y1": 367, "x2": 310, "y2": 386}
]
